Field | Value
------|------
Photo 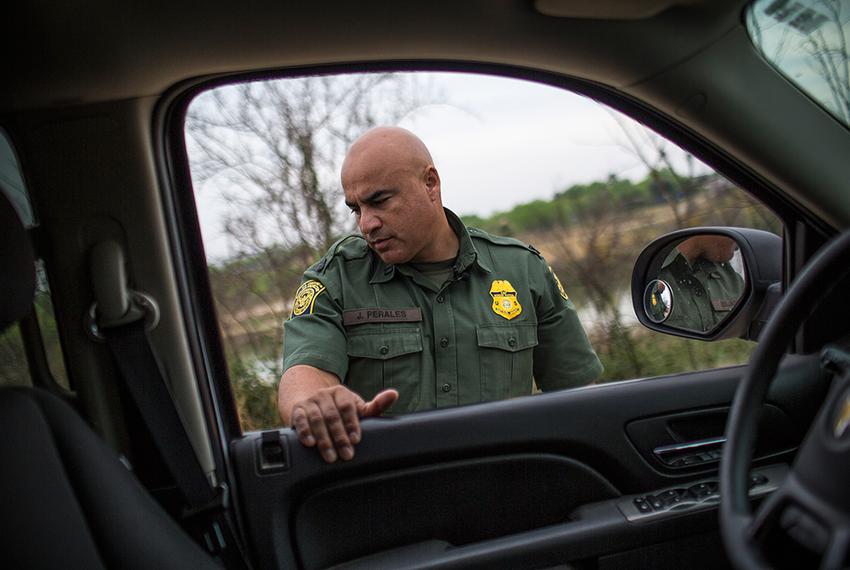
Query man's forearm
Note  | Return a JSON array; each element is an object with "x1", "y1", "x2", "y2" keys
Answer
[{"x1": 277, "y1": 364, "x2": 341, "y2": 424}]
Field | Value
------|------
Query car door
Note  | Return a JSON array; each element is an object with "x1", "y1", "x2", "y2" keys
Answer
[
  {"x1": 170, "y1": 69, "x2": 832, "y2": 570},
  {"x1": 225, "y1": 354, "x2": 829, "y2": 570}
]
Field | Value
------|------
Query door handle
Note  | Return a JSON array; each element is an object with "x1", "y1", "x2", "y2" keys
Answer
[{"x1": 653, "y1": 436, "x2": 726, "y2": 467}]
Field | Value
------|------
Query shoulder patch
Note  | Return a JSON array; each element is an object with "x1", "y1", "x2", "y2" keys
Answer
[
  {"x1": 290, "y1": 280, "x2": 326, "y2": 318},
  {"x1": 548, "y1": 265, "x2": 569, "y2": 300}
]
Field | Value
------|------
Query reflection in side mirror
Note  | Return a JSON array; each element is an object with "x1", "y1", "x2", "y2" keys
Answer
[
  {"x1": 644, "y1": 279, "x2": 672, "y2": 324},
  {"x1": 633, "y1": 227, "x2": 782, "y2": 341},
  {"x1": 644, "y1": 234, "x2": 746, "y2": 334}
]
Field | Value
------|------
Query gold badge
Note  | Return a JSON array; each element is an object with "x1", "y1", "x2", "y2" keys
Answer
[
  {"x1": 490, "y1": 279, "x2": 522, "y2": 320},
  {"x1": 291, "y1": 280, "x2": 326, "y2": 317},
  {"x1": 549, "y1": 265, "x2": 569, "y2": 300}
]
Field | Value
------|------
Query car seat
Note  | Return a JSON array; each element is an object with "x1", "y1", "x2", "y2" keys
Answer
[{"x1": 0, "y1": 191, "x2": 216, "y2": 569}]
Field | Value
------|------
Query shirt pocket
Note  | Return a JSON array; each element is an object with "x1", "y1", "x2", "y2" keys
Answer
[
  {"x1": 476, "y1": 323, "x2": 538, "y2": 401},
  {"x1": 346, "y1": 327, "x2": 424, "y2": 414}
]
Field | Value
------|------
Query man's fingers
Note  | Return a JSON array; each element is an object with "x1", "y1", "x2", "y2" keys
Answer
[
  {"x1": 361, "y1": 389, "x2": 399, "y2": 417},
  {"x1": 333, "y1": 389, "x2": 363, "y2": 447},
  {"x1": 318, "y1": 397, "x2": 354, "y2": 461},
  {"x1": 291, "y1": 405, "x2": 316, "y2": 447},
  {"x1": 305, "y1": 403, "x2": 338, "y2": 463}
]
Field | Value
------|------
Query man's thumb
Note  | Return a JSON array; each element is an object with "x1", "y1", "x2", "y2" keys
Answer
[{"x1": 361, "y1": 389, "x2": 399, "y2": 417}]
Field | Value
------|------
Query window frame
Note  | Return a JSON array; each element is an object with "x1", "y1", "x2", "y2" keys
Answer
[{"x1": 156, "y1": 61, "x2": 818, "y2": 441}]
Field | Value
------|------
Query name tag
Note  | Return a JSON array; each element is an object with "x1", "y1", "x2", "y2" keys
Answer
[{"x1": 343, "y1": 307, "x2": 423, "y2": 326}]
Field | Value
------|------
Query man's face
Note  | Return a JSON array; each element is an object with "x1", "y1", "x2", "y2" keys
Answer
[{"x1": 342, "y1": 158, "x2": 441, "y2": 266}]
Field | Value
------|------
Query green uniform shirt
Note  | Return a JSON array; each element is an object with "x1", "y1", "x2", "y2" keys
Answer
[
  {"x1": 659, "y1": 253, "x2": 745, "y2": 332},
  {"x1": 283, "y1": 209, "x2": 603, "y2": 414}
]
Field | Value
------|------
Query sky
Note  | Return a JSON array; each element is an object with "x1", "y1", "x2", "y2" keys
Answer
[
  {"x1": 189, "y1": 71, "x2": 702, "y2": 261},
  {"x1": 394, "y1": 73, "x2": 651, "y2": 218}
]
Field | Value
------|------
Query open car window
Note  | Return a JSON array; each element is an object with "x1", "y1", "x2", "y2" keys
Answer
[{"x1": 184, "y1": 71, "x2": 781, "y2": 430}]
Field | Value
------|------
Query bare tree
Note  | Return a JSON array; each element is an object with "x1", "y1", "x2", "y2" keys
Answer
[
  {"x1": 187, "y1": 73, "x2": 434, "y2": 257},
  {"x1": 801, "y1": 1, "x2": 850, "y2": 122},
  {"x1": 608, "y1": 113, "x2": 701, "y2": 229},
  {"x1": 750, "y1": 0, "x2": 849, "y2": 123}
]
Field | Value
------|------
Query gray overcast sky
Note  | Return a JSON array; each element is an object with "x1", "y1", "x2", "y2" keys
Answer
[
  {"x1": 192, "y1": 71, "x2": 703, "y2": 260},
  {"x1": 396, "y1": 72, "x2": 650, "y2": 219}
]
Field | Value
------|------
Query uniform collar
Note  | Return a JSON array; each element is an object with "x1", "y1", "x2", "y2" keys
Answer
[{"x1": 369, "y1": 208, "x2": 492, "y2": 284}]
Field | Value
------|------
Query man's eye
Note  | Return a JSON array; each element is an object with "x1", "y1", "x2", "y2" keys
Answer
[{"x1": 349, "y1": 209, "x2": 360, "y2": 217}]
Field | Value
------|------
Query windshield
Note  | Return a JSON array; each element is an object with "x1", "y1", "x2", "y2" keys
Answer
[{"x1": 747, "y1": 0, "x2": 850, "y2": 127}]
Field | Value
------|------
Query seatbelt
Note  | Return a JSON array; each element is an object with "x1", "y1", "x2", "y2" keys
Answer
[
  {"x1": 101, "y1": 321, "x2": 250, "y2": 570},
  {"x1": 87, "y1": 240, "x2": 249, "y2": 568}
]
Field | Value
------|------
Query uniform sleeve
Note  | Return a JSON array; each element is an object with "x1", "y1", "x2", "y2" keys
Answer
[
  {"x1": 531, "y1": 255, "x2": 603, "y2": 390},
  {"x1": 281, "y1": 269, "x2": 349, "y2": 382}
]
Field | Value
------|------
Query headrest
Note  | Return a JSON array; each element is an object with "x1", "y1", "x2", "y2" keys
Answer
[{"x1": 0, "y1": 191, "x2": 35, "y2": 331}]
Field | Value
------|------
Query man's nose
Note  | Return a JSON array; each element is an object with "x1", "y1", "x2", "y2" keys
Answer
[{"x1": 359, "y1": 209, "x2": 382, "y2": 236}]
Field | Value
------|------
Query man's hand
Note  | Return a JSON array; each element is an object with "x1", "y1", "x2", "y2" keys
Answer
[
  {"x1": 290, "y1": 386, "x2": 397, "y2": 463},
  {"x1": 278, "y1": 365, "x2": 398, "y2": 463}
]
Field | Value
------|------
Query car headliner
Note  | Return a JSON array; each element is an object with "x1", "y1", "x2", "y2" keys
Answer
[
  {"x1": 9, "y1": 0, "x2": 849, "y2": 229},
  {"x1": 12, "y1": 0, "x2": 735, "y2": 110}
]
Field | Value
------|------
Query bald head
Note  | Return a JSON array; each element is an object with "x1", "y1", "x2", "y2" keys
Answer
[
  {"x1": 341, "y1": 127, "x2": 434, "y2": 184},
  {"x1": 677, "y1": 235, "x2": 737, "y2": 264}
]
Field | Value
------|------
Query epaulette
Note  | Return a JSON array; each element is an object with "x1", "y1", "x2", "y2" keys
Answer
[
  {"x1": 310, "y1": 235, "x2": 368, "y2": 273},
  {"x1": 468, "y1": 227, "x2": 543, "y2": 258}
]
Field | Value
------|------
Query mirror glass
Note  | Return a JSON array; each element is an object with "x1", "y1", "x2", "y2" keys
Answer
[
  {"x1": 644, "y1": 234, "x2": 747, "y2": 333},
  {"x1": 644, "y1": 279, "x2": 672, "y2": 323}
]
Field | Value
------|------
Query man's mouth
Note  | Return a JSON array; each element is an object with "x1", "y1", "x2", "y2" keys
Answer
[{"x1": 369, "y1": 237, "x2": 394, "y2": 252}]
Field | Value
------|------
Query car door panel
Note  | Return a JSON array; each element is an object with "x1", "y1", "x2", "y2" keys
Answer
[
  {"x1": 294, "y1": 454, "x2": 617, "y2": 569},
  {"x1": 230, "y1": 353, "x2": 827, "y2": 569}
]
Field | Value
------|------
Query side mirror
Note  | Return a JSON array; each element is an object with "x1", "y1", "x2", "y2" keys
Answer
[{"x1": 631, "y1": 228, "x2": 782, "y2": 341}]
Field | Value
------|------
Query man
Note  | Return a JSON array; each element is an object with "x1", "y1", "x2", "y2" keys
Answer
[
  {"x1": 658, "y1": 234, "x2": 745, "y2": 332},
  {"x1": 278, "y1": 127, "x2": 602, "y2": 463}
]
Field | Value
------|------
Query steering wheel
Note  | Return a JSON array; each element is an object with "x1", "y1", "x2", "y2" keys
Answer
[{"x1": 720, "y1": 230, "x2": 850, "y2": 569}]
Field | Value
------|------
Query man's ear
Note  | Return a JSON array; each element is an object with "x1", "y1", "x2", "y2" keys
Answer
[{"x1": 424, "y1": 166, "x2": 441, "y2": 202}]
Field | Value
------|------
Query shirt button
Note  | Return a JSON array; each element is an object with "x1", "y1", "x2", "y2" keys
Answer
[
  {"x1": 436, "y1": 295, "x2": 444, "y2": 303},
  {"x1": 441, "y1": 383, "x2": 452, "y2": 392},
  {"x1": 508, "y1": 337, "x2": 517, "y2": 347},
  {"x1": 440, "y1": 337, "x2": 449, "y2": 348},
  {"x1": 379, "y1": 345, "x2": 389, "y2": 355}
]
